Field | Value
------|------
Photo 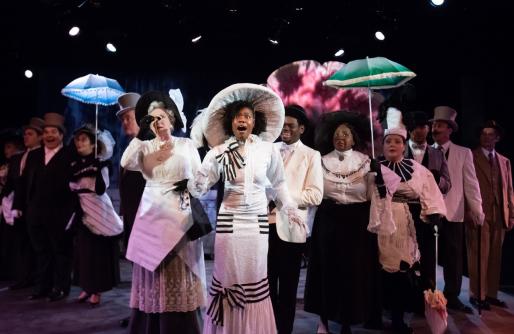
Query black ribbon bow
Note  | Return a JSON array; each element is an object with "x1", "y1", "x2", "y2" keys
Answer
[{"x1": 215, "y1": 141, "x2": 246, "y2": 182}]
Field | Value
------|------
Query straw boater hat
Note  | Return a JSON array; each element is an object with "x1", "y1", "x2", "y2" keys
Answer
[
  {"x1": 134, "y1": 91, "x2": 183, "y2": 131},
  {"x1": 314, "y1": 110, "x2": 371, "y2": 155},
  {"x1": 116, "y1": 93, "x2": 141, "y2": 118},
  {"x1": 202, "y1": 83, "x2": 285, "y2": 147},
  {"x1": 22, "y1": 117, "x2": 45, "y2": 134},
  {"x1": 430, "y1": 106, "x2": 458, "y2": 132},
  {"x1": 43, "y1": 112, "x2": 66, "y2": 133}
]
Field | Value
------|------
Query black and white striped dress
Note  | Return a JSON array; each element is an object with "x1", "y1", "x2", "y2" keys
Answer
[{"x1": 191, "y1": 135, "x2": 294, "y2": 334}]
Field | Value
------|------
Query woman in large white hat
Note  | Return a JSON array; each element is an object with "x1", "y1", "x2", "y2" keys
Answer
[
  {"x1": 121, "y1": 91, "x2": 206, "y2": 334},
  {"x1": 189, "y1": 83, "x2": 303, "y2": 334}
]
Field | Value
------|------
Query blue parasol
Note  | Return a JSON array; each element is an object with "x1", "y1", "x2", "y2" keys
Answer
[{"x1": 61, "y1": 73, "x2": 125, "y2": 157}]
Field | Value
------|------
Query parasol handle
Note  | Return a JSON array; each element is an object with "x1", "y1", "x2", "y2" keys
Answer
[
  {"x1": 368, "y1": 88, "x2": 375, "y2": 158},
  {"x1": 95, "y1": 104, "x2": 98, "y2": 158}
]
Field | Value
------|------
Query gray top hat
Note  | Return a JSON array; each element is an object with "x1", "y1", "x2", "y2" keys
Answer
[
  {"x1": 116, "y1": 92, "x2": 141, "y2": 117},
  {"x1": 430, "y1": 106, "x2": 458, "y2": 131},
  {"x1": 23, "y1": 117, "x2": 45, "y2": 134}
]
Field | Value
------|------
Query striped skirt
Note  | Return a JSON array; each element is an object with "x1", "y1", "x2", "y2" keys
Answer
[{"x1": 203, "y1": 212, "x2": 277, "y2": 334}]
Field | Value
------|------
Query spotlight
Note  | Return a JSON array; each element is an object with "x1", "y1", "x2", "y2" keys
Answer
[
  {"x1": 375, "y1": 31, "x2": 385, "y2": 41},
  {"x1": 24, "y1": 69, "x2": 33, "y2": 78},
  {"x1": 192, "y1": 35, "x2": 202, "y2": 43},
  {"x1": 334, "y1": 49, "x2": 345, "y2": 57},
  {"x1": 268, "y1": 38, "x2": 279, "y2": 45},
  {"x1": 228, "y1": 8, "x2": 238, "y2": 13},
  {"x1": 106, "y1": 43, "x2": 117, "y2": 52},
  {"x1": 430, "y1": 0, "x2": 445, "y2": 6},
  {"x1": 295, "y1": 7, "x2": 303, "y2": 11},
  {"x1": 69, "y1": 26, "x2": 80, "y2": 37}
]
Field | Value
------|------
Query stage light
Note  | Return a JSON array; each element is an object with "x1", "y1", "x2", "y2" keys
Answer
[
  {"x1": 228, "y1": 8, "x2": 238, "y2": 13},
  {"x1": 375, "y1": 31, "x2": 385, "y2": 41},
  {"x1": 69, "y1": 26, "x2": 80, "y2": 36},
  {"x1": 430, "y1": 0, "x2": 445, "y2": 6},
  {"x1": 268, "y1": 38, "x2": 279, "y2": 45},
  {"x1": 106, "y1": 43, "x2": 117, "y2": 52},
  {"x1": 295, "y1": 7, "x2": 303, "y2": 11},
  {"x1": 334, "y1": 49, "x2": 345, "y2": 57},
  {"x1": 192, "y1": 35, "x2": 202, "y2": 43},
  {"x1": 24, "y1": 70, "x2": 33, "y2": 78}
]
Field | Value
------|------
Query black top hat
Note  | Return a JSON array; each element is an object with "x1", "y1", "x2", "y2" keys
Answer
[
  {"x1": 285, "y1": 104, "x2": 309, "y2": 127},
  {"x1": 135, "y1": 91, "x2": 183, "y2": 130},
  {"x1": 404, "y1": 111, "x2": 430, "y2": 132}
]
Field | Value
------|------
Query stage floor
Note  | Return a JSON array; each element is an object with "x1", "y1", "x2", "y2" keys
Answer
[{"x1": 1, "y1": 259, "x2": 513, "y2": 334}]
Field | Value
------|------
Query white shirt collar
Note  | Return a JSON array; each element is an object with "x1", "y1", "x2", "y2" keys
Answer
[
  {"x1": 481, "y1": 147, "x2": 496, "y2": 158},
  {"x1": 408, "y1": 139, "x2": 427, "y2": 151},
  {"x1": 44, "y1": 143, "x2": 63, "y2": 155},
  {"x1": 434, "y1": 140, "x2": 450, "y2": 153}
]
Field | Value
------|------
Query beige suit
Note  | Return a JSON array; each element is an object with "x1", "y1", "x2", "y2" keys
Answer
[
  {"x1": 466, "y1": 148, "x2": 514, "y2": 299},
  {"x1": 269, "y1": 141, "x2": 323, "y2": 243}
]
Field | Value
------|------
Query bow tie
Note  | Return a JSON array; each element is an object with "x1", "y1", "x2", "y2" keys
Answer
[{"x1": 412, "y1": 143, "x2": 426, "y2": 151}]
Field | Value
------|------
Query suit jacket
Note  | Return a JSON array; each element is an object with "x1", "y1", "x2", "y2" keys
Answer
[
  {"x1": 472, "y1": 148, "x2": 514, "y2": 228},
  {"x1": 13, "y1": 146, "x2": 77, "y2": 233},
  {"x1": 434, "y1": 141, "x2": 484, "y2": 223},
  {"x1": 271, "y1": 140, "x2": 323, "y2": 242},
  {"x1": 405, "y1": 144, "x2": 451, "y2": 195},
  {"x1": 0, "y1": 153, "x2": 22, "y2": 199}
]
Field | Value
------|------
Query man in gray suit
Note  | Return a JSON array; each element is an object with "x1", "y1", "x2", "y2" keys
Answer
[{"x1": 404, "y1": 111, "x2": 451, "y2": 312}]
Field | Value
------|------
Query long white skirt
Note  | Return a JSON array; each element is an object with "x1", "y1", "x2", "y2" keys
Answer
[{"x1": 203, "y1": 211, "x2": 277, "y2": 334}]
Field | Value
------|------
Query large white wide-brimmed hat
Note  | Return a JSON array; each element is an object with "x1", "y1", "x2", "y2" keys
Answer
[{"x1": 202, "y1": 83, "x2": 285, "y2": 147}]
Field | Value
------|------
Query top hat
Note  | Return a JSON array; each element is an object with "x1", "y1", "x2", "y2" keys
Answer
[
  {"x1": 430, "y1": 106, "x2": 458, "y2": 131},
  {"x1": 43, "y1": 113, "x2": 65, "y2": 133},
  {"x1": 22, "y1": 117, "x2": 45, "y2": 134},
  {"x1": 116, "y1": 92, "x2": 141, "y2": 118}
]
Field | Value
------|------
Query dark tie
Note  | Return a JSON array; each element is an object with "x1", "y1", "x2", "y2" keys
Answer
[{"x1": 488, "y1": 151, "x2": 494, "y2": 167}]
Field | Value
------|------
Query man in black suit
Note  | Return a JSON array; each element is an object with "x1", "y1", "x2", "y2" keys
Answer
[
  {"x1": 2, "y1": 117, "x2": 44, "y2": 289},
  {"x1": 13, "y1": 113, "x2": 77, "y2": 301},
  {"x1": 404, "y1": 111, "x2": 451, "y2": 312}
]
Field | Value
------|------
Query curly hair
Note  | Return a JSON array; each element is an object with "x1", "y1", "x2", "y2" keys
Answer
[{"x1": 222, "y1": 100, "x2": 267, "y2": 136}]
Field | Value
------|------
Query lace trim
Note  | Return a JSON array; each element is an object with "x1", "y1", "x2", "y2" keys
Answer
[{"x1": 321, "y1": 157, "x2": 370, "y2": 179}]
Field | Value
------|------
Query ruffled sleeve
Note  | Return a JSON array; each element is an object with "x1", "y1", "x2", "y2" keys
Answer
[
  {"x1": 266, "y1": 144, "x2": 295, "y2": 210},
  {"x1": 188, "y1": 147, "x2": 221, "y2": 198},
  {"x1": 368, "y1": 165, "x2": 401, "y2": 235},
  {"x1": 419, "y1": 167, "x2": 447, "y2": 222},
  {"x1": 120, "y1": 138, "x2": 145, "y2": 172}
]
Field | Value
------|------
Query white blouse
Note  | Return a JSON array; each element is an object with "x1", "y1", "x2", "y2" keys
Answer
[
  {"x1": 322, "y1": 149, "x2": 372, "y2": 204},
  {"x1": 189, "y1": 135, "x2": 294, "y2": 215},
  {"x1": 121, "y1": 136, "x2": 201, "y2": 185}
]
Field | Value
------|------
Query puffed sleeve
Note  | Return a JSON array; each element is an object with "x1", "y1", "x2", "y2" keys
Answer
[
  {"x1": 267, "y1": 144, "x2": 295, "y2": 210},
  {"x1": 188, "y1": 147, "x2": 221, "y2": 198},
  {"x1": 367, "y1": 165, "x2": 401, "y2": 235},
  {"x1": 120, "y1": 138, "x2": 145, "y2": 172},
  {"x1": 419, "y1": 167, "x2": 447, "y2": 222}
]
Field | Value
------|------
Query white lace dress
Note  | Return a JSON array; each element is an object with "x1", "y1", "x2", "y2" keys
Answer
[
  {"x1": 190, "y1": 135, "x2": 294, "y2": 334},
  {"x1": 121, "y1": 136, "x2": 207, "y2": 313}
]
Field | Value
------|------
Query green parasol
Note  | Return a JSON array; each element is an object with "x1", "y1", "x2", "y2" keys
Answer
[{"x1": 324, "y1": 57, "x2": 416, "y2": 157}]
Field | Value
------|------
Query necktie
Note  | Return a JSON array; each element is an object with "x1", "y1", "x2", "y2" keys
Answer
[{"x1": 488, "y1": 152, "x2": 495, "y2": 168}]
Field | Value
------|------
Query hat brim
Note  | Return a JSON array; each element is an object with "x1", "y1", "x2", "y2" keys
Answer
[
  {"x1": 116, "y1": 106, "x2": 136, "y2": 118},
  {"x1": 135, "y1": 91, "x2": 183, "y2": 130},
  {"x1": 429, "y1": 118, "x2": 459, "y2": 132},
  {"x1": 202, "y1": 83, "x2": 285, "y2": 147},
  {"x1": 22, "y1": 125, "x2": 43, "y2": 134},
  {"x1": 314, "y1": 111, "x2": 371, "y2": 155}
]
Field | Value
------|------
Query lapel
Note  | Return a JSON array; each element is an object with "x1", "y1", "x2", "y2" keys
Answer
[
  {"x1": 405, "y1": 145, "x2": 413, "y2": 159},
  {"x1": 421, "y1": 147, "x2": 429, "y2": 168},
  {"x1": 473, "y1": 148, "x2": 492, "y2": 186},
  {"x1": 497, "y1": 153, "x2": 507, "y2": 188},
  {"x1": 45, "y1": 146, "x2": 65, "y2": 168}
]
